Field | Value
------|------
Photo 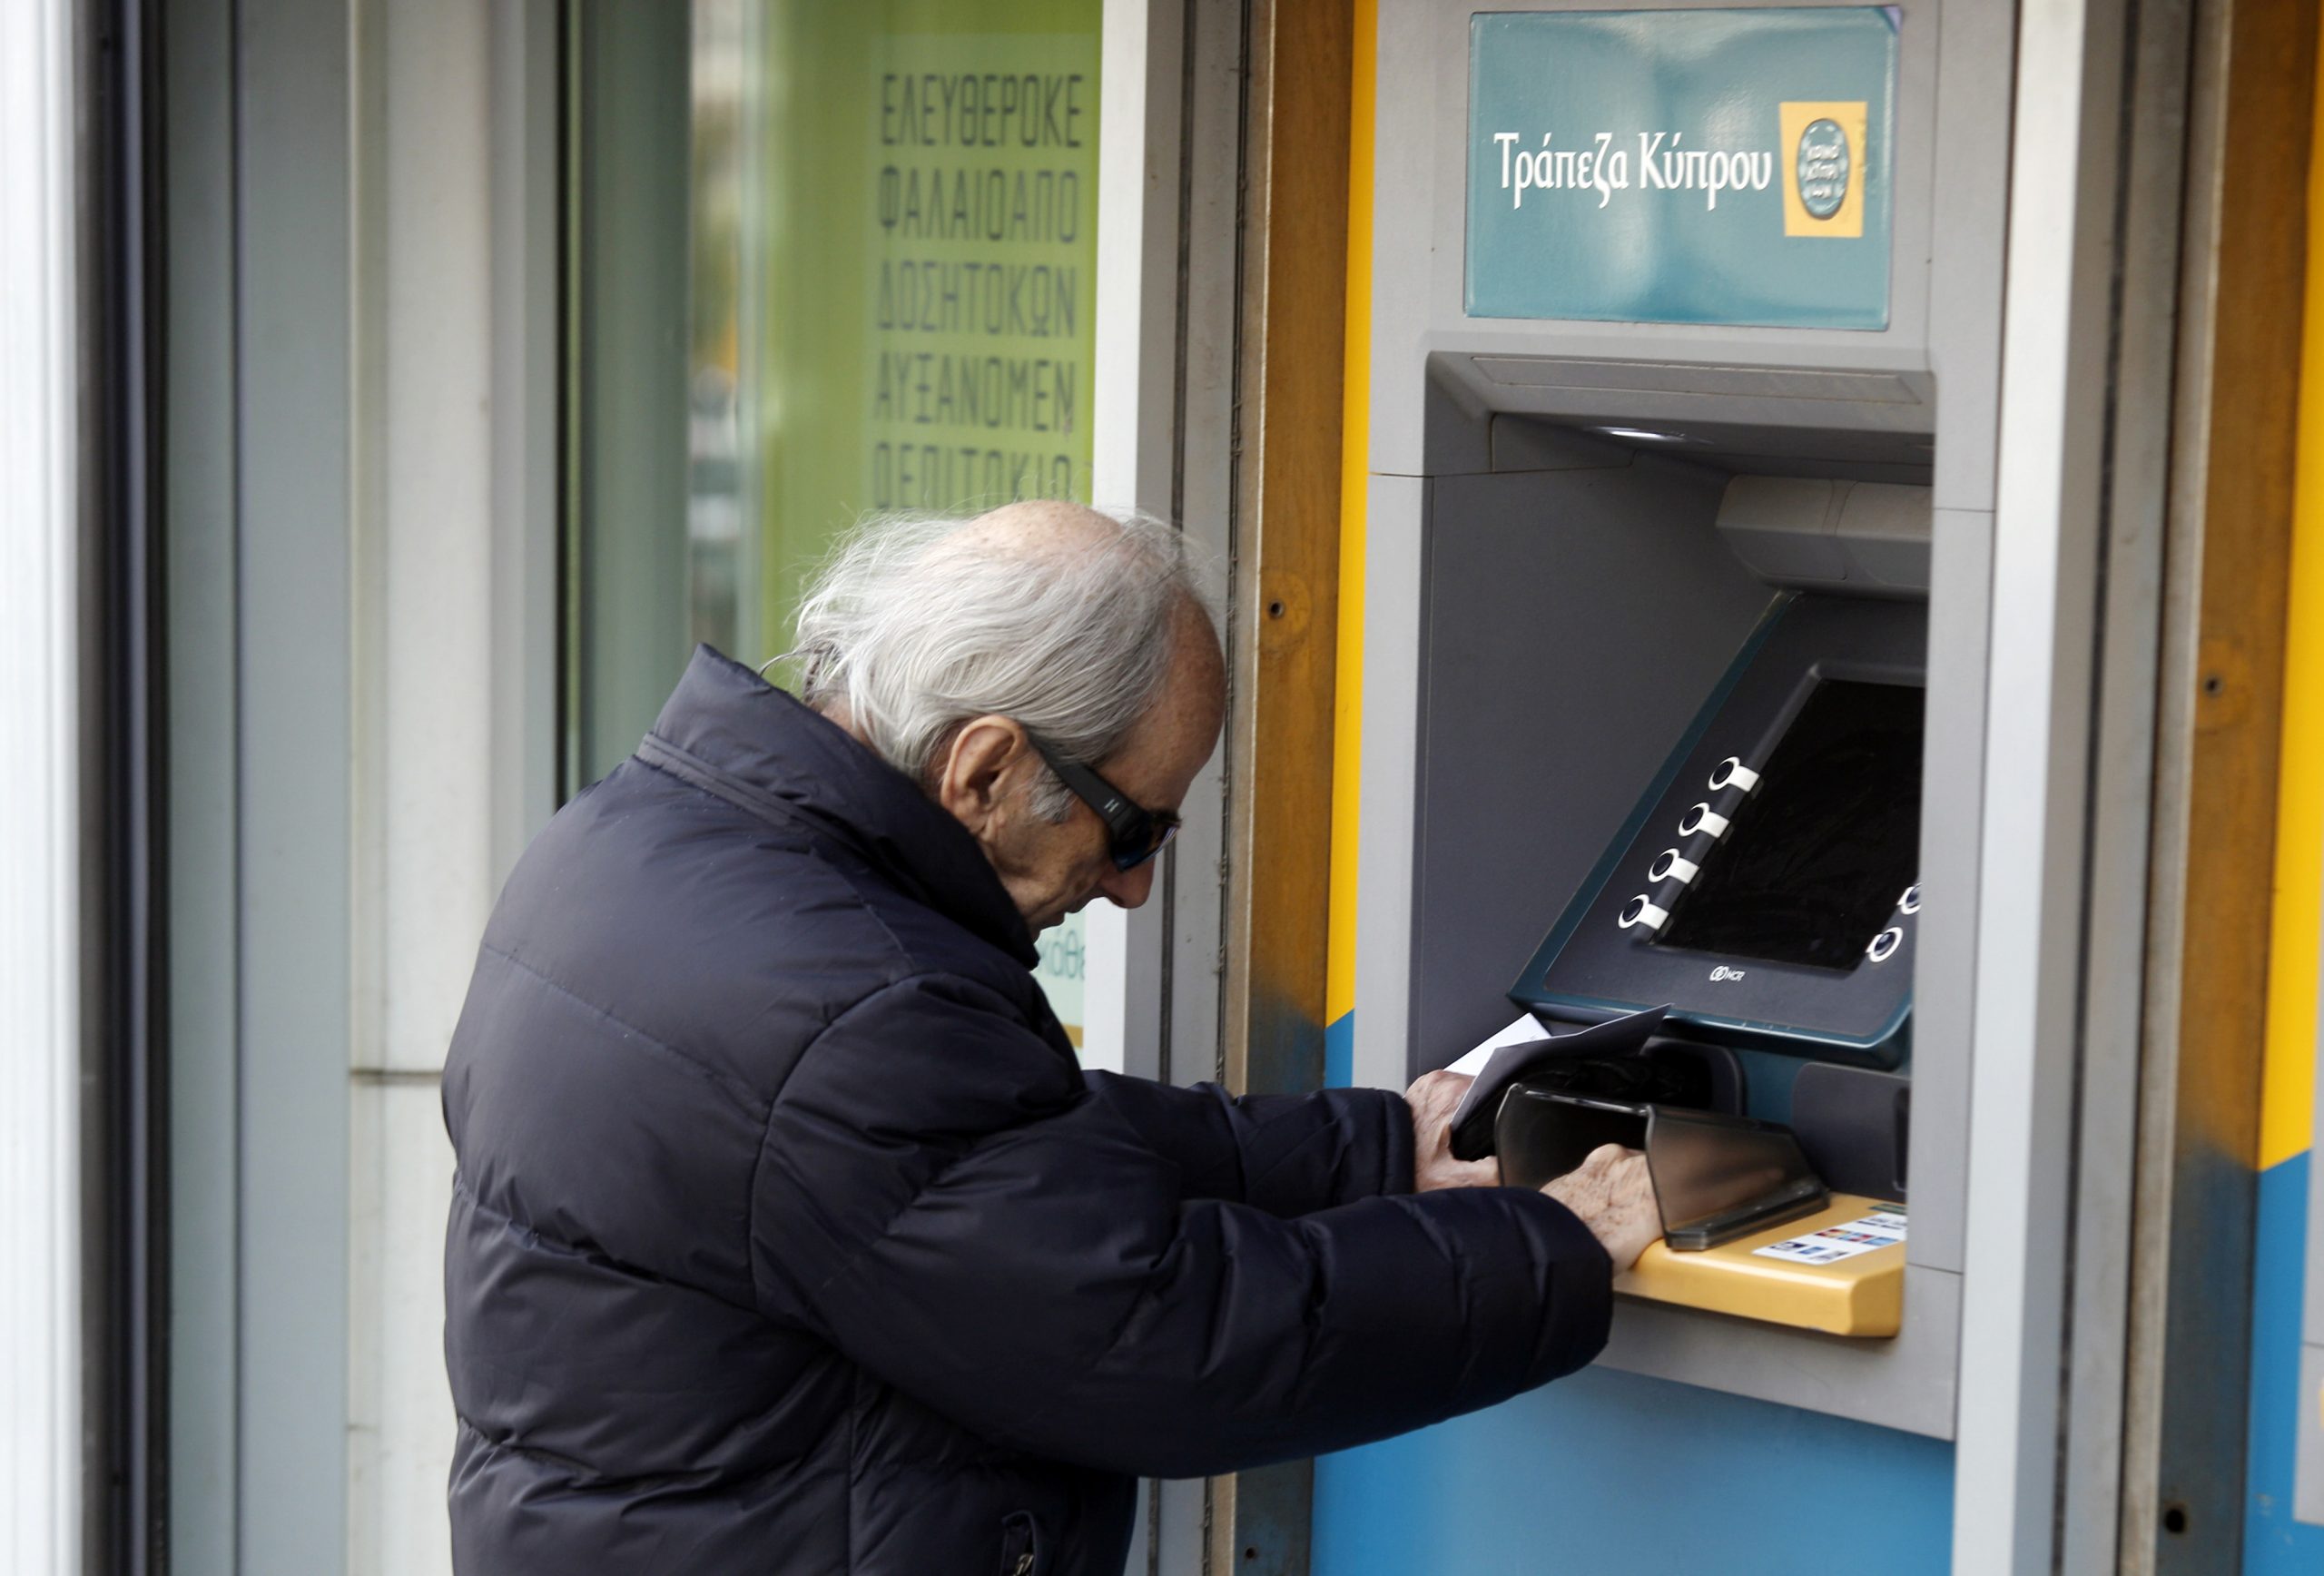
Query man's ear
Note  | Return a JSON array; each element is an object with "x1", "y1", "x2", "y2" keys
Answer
[{"x1": 932, "y1": 714, "x2": 1032, "y2": 833}]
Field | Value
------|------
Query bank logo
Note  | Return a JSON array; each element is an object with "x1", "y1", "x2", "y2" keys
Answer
[
  {"x1": 1709, "y1": 965, "x2": 1747, "y2": 983},
  {"x1": 1779, "y1": 101, "x2": 1868, "y2": 238},
  {"x1": 1797, "y1": 119, "x2": 1850, "y2": 218}
]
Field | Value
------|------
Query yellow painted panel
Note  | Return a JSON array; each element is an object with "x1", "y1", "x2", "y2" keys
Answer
[
  {"x1": 1325, "y1": 0, "x2": 1377, "y2": 1030},
  {"x1": 1616, "y1": 1193, "x2": 1906, "y2": 1337},
  {"x1": 2258, "y1": 15, "x2": 2324, "y2": 1171}
]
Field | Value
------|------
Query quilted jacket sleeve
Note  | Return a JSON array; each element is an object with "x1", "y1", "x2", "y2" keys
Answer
[
  {"x1": 750, "y1": 975, "x2": 1611, "y2": 1480},
  {"x1": 1078, "y1": 1070, "x2": 1415, "y2": 1216}
]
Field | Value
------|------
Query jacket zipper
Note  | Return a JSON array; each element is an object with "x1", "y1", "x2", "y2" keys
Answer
[{"x1": 999, "y1": 1511, "x2": 1040, "y2": 1576}]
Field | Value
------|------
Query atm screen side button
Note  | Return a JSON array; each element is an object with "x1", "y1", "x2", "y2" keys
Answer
[
  {"x1": 1649, "y1": 849, "x2": 1700, "y2": 885},
  {"x1": 1679, "y1": 803, "x2": 1731, "y2": 839},
  {"x1": 1866, "y1": 927, "x2": 1905, "y2": 963},
  {"x1": 1620, "y1": 895, "x2": 1670, "y2": 932}
]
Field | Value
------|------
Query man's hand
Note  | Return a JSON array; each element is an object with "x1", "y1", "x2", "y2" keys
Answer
[
  {"x1": 1542, "y1": 1144, "x2": 1660, "y2": 1270},
  {"x1": 1403, "y1": 1070, "x2": 1501, "y2": 1192}
]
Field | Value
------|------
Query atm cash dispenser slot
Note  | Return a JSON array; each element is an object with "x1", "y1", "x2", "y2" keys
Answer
[
  {"x1": 1497, "y1": 485, "x2": 1929, "y2": 1337},
  {"x1": 1494, "y1": 1088, "x2": 1828, "y2": 1248},
  {"x1": 1490, "y1": 1064, "x2": 1908, "y2": 1336}
]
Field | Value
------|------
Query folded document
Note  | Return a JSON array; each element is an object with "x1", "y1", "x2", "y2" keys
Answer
[{"x1": 1444, "y1": 1004, "x2": 1670, "y2": 1162}]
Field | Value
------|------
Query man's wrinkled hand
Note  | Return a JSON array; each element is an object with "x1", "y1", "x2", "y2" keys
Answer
[
  {"x1": 1403, "y1": 1069, "x2": 1502, "y2": 1193},
  {"x1": 1542, "y1": 1143, "x2": 1660, "y2": 1270}
]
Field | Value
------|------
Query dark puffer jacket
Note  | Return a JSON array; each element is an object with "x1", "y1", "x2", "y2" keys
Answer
[{"x1": 442, "y1": 647, "x2": 1614, "y2": 1574}]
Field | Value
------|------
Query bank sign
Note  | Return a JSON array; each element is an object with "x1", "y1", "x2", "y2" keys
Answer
[{"x1": 1466, "y1": 8, "x2": 1897, "y2": 329}]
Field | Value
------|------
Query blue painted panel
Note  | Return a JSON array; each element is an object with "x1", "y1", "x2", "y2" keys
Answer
[
  {"x1": 2245, "y1": 1151, "x2": 2324, "y2": 1572},
  {"x1": 1325, "y1": 1011, "x2": 1355, "y2": 1089},
  {"x1": 1466, "y1": 9, "x2": 1897, "y2": 328},
  {"x1": 1314, "y1": 1364, "x2": 1953, "y2": 1576}
]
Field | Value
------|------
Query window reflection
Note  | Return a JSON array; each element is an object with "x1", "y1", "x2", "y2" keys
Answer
[
  {"x1": 571, "y1": 0, "x2": 1105, "y2": 1041},
  {"x1": 689, "y1": 0, "x2": 748, "y2": 662}
]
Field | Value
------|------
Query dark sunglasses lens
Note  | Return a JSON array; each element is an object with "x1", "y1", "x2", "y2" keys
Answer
[{"x1": 1114, "y1": 820, "x2": 1177, "y2": 872}]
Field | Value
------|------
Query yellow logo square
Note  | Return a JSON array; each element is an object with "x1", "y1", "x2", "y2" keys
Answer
[{"x1": 1780, "y1": 101, "x2": 1867, "y2": 239}]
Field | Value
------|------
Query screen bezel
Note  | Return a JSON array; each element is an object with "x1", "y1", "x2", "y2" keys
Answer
[
  {"x1": 1650, "y1": 668, "x2": 1925, "y2": 973},
  {"x1": 1512, "y1": 596, "x2": 1927, "y2": 1065}
]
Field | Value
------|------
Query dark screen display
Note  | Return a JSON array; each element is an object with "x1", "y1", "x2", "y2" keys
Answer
[{"x1": 1656, "y1": 678, "x2": 1923, "y2": 970}]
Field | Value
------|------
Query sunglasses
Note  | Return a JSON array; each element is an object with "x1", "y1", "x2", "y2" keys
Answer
[{"x1": 1028, "y1": 736, "x2": 1182, "y2": 872}]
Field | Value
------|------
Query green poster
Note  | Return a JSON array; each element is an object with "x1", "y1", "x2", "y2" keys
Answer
[
  {"x1": 748, "y1": 4, "x2": 1102, "y2": 1039},
  {"x1": 866, "y1": 37, "x2": 1097, "y2": 512}
]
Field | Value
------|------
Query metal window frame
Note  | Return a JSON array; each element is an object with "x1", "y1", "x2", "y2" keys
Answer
[{"x1": 78, "y1": 0, "x2": 169, "y2": 1570}]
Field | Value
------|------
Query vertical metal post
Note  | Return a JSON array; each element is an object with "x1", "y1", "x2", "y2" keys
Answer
[
  {"x1": 1951, "y1": 0, "x2": 2140, "y2": 1561},
  {"x1": 2055, "y1": 0, "x2": 2201, "y2": 1562}
]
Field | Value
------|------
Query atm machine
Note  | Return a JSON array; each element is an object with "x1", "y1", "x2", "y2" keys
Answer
[
  {"x1": 1352, "y1": 0, "x2": 2009, "y2": 1441},
  {"x1": 1491, "y1": 556, "x2": 1928, "y2": 1336}
]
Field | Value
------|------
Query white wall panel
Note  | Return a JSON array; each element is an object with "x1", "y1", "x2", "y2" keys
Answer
[
  {"x1": 0, "y1": 1, "x2": 82, "y2": 1570},
  {"x1": 359, "y1": 0, "x2": 498, "y2": 1080},
  {"x1": 348, "y1": 1083, "x2": 461, "y2": 1576}
]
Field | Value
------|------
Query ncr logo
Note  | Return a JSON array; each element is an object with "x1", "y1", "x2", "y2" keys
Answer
[{"x1": 1709, "y1": 965, "x2": 1747, "y2": 983}]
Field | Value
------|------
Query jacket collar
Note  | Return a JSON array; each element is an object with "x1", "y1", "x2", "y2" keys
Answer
[{"x1": 637, "y1": 646, "x2": 1039, "y2": 968}]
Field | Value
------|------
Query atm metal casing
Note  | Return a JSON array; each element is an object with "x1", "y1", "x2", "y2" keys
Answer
[{"x1": 1353, "y1": 0, "x2": 2009, "y2": 1436}]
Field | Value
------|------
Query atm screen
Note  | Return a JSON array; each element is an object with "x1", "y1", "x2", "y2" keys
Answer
[{"x1": 1655, "y1": 678, "x2": 1924, "y2": 971}]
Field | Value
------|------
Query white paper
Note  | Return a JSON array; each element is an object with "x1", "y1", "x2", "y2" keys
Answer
[
  {"x1": 1751, "y1": 1207, "x2": 1908, "y2": 1266},
  {"x1": 1443, "y1": 1004, "x2": 1669, "y2": 1145},
  {"x1": 1447, "y1": 1012, "x2": 1551, "y2": 1079}
]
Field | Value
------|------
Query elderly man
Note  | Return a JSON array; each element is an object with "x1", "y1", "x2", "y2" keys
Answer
[{"x1": 440, "y1": 503, "x2": 1656, "y2": 1575}]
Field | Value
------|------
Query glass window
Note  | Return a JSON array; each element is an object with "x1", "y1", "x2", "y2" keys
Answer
[{"x1": 568, "y1": 0, "x2": 1105, "y2": 1040}]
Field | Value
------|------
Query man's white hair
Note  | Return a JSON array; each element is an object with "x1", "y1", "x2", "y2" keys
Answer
[{"x1": 790, "y1": 507, "x2": 1211, "y2": 819}]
